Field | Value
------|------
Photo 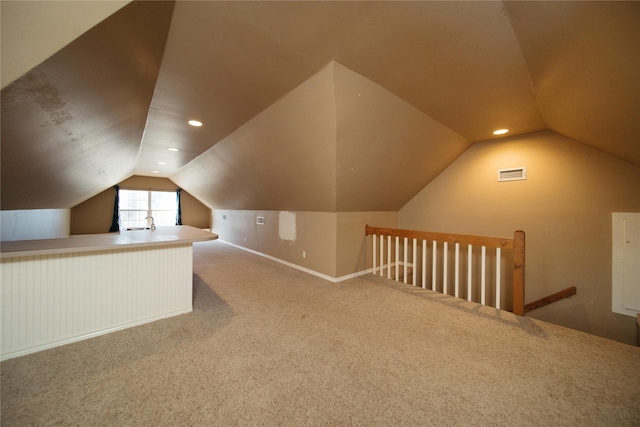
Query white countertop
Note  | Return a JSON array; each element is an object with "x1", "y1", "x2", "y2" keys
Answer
[{"x1": 1, "y1": 226, "x2": 218, "y2": 258}]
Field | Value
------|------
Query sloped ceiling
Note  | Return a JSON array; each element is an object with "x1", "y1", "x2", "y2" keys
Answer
[
  {"x1": 506, "y1": 1, "x2": 640, "y2": 166},
  {"x1": 1, "y1": 1, "x2": 638, "y2": 212},
  {"x1": 0, "y1": 0, "x2": 130, "y2": 89},
  {"x1": 170, "y1": 61, "x2": 469, "y2": 212},
  {"x1": 1, "y1": 1, "x2": 174, "y2": 209}
]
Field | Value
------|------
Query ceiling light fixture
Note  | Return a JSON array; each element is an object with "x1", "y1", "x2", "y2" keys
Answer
[
  {"x1": 168, "y1": 148, "x2": 179, "y2": 152},
  {"x1": 152, "y1": 170, "x2": 160, "y2": 174},
  {"x1": 493, "y1": 129, "x2": 509, "y2": 135},
  {"x1": 158, "y1": 162, "x2": 166, "y2": 165},
  {"x1": 188, "y1": 120, "x2": 203, "y2": 127}
]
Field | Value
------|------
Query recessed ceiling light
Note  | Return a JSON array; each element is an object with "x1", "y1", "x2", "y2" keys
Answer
[
  {"x1": 168, "y1": 148, "x2": 179, "y2": 152},
  {"x1": 493, "y1": 129, "x2": 509, "y2": 135},
  {"x1": 152, "y1": 170, "x2": 160, "y2": 174},
  {"x1": 158, "y1": 162, "x2": 166, "y2": 165},
  {"x1": 188, "y1": 120, "x2": 203, "y2": 127}
]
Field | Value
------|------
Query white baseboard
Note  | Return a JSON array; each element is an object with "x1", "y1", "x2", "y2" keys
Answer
[{"x1": 217, "y1": 240, "x2": 371, "y2": 283}]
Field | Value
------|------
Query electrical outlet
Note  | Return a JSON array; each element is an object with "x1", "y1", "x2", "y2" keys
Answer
[{"x1": 302, "y1": 251, "x2": 306, "y2": 258}]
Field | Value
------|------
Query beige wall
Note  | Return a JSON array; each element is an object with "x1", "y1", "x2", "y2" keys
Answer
[
  {"x1": 336, "y1": 211, "x2": 397, "y2": 278},
  {"x1": 399, "y1": 131, "x2": 640, "y2": 345},
  {"x1": 213, "y1": 209, "x2": 397, "y2": 279},
  {"x1": 334, "y1": 62, "x2": 469, "y2": 212},
  {"x1": 70, "y1": 187, "x2": 114, "y2": 234},
  {"x1": 71, "y1": 176, "x2": 211, "y2": 234},
  {"x1": 213, "y1": 210, "x2": 337, "y2": 277}
]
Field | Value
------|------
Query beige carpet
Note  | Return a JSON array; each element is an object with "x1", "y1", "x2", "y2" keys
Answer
[{"x1": 2, "y1": 240, "x2": 639, "y2": 426}]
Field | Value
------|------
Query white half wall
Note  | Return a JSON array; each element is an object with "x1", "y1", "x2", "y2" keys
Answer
[{"x1": 1, "y1": 243, "x2": 193, "y2": 360}]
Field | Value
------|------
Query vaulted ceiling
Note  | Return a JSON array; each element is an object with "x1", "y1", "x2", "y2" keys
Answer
[{"x1": 2, "y1": 1, "x2": 638, "y2": 211}]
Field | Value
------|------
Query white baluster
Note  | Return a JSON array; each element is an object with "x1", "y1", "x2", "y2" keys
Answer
[
  {"x1": 373, "y1": 234, "x2": 377, "y2": 275},
  {"x1": 467, "y1": 244, "x2": 472, "y2": 301},
  {"x1": 380, "y1": 235, "x2": 385, "y2": 277},
  {"x1": 443, "y1": 242, "x2": 448, "y2": 295},
  {"x1": 496, "y1": 247, "x2": 501, "y2": 310},
  {"x1": 387, "y1": 236, "x2": 392, "y2": 279},
  {"x1": 454, "y1": 243, "x2": 460, "y2": 298},
  {"x1": 412, "y1": 238, "x2": 417, "y2": 286},
  {"x1": 395, "y1": 236, "x2": 400, "y2": 281},
  {"x1": 432, "y1": 240, "x2": 437, "y2": 291},
  {"x1": 481, "y1": 245, "x2": 486, "y2": 305},
  {"x1": 422, "y1": 240, "x2": 427, "y2": 289},
  {"x1": 403, "y1": 237, "x2": 408, "y2": 284}
]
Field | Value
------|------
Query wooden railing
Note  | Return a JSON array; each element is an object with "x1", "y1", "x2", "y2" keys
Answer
[
  {"x1": 365, "y1": 225, "x2": 526, "y2": 315},
  {"x1": 524, "y1": 286, "x2": 576, "y2": 313}
]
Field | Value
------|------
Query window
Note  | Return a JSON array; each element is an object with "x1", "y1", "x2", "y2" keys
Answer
[{"x1": 119, "y1": 189, "x2": 177, "y2": 229}]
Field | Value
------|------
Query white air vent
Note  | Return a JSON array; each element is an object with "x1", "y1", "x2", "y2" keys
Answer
[
  {"x1": 256, "y1": 216, "x2": 265, "y2": 225},
  {"x1": 498, "y1": 167, "x2": 526, "y2": 182}
]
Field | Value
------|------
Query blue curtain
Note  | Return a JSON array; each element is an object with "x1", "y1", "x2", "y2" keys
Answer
[
  {"x1": 109, "y1": 185, "x2": 120, "y2": 232},
  {"x1": 176, "y1": 188, "x2": 182, "y2": 225}
]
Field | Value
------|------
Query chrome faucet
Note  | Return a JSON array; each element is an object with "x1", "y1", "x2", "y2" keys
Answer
[{"x1": 145, "y1": 216, "x2": 156, "y2": 230}]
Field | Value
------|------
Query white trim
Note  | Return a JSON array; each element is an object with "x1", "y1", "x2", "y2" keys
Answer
[
  {"x1": 218, "y1": 240, "x2": 371, "y2": 283},
  {"x1": 336, "y1": 269, "x2": 374, "y2": 282}
]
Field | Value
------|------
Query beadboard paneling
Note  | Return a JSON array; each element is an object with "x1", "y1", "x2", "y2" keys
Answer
[{"x1": 1, "y1": 243, "x2": 193, "y2": 360}]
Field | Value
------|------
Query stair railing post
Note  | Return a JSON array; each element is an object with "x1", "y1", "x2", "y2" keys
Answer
[{"x1": 513, "y1": 230, "x2": 525, "y2": 316}]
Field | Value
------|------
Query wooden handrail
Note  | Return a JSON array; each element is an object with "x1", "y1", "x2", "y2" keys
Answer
[
  {"x1": 524, "y1": 286, "x2": 576, "y2": 313},
  {"x1": 365, "y1": 225, "x2": 515, "y2": 250}
]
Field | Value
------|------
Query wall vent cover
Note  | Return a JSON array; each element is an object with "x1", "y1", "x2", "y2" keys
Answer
[
  {"x1": 498, "y1": 167, "x2": 526, "y2": 182},
  {"x1": 256, "y1": 216, "x2": 265, "y2": 225}
]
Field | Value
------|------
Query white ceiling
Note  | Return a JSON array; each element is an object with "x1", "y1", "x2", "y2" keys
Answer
[{"x1": 1, "y1": 1, "x2": 638, "y2": 211}]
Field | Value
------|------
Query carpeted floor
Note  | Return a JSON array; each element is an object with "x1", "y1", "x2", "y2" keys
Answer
[{"x1": 2, "y1": 240, "x2": 639, "y2": 426}]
